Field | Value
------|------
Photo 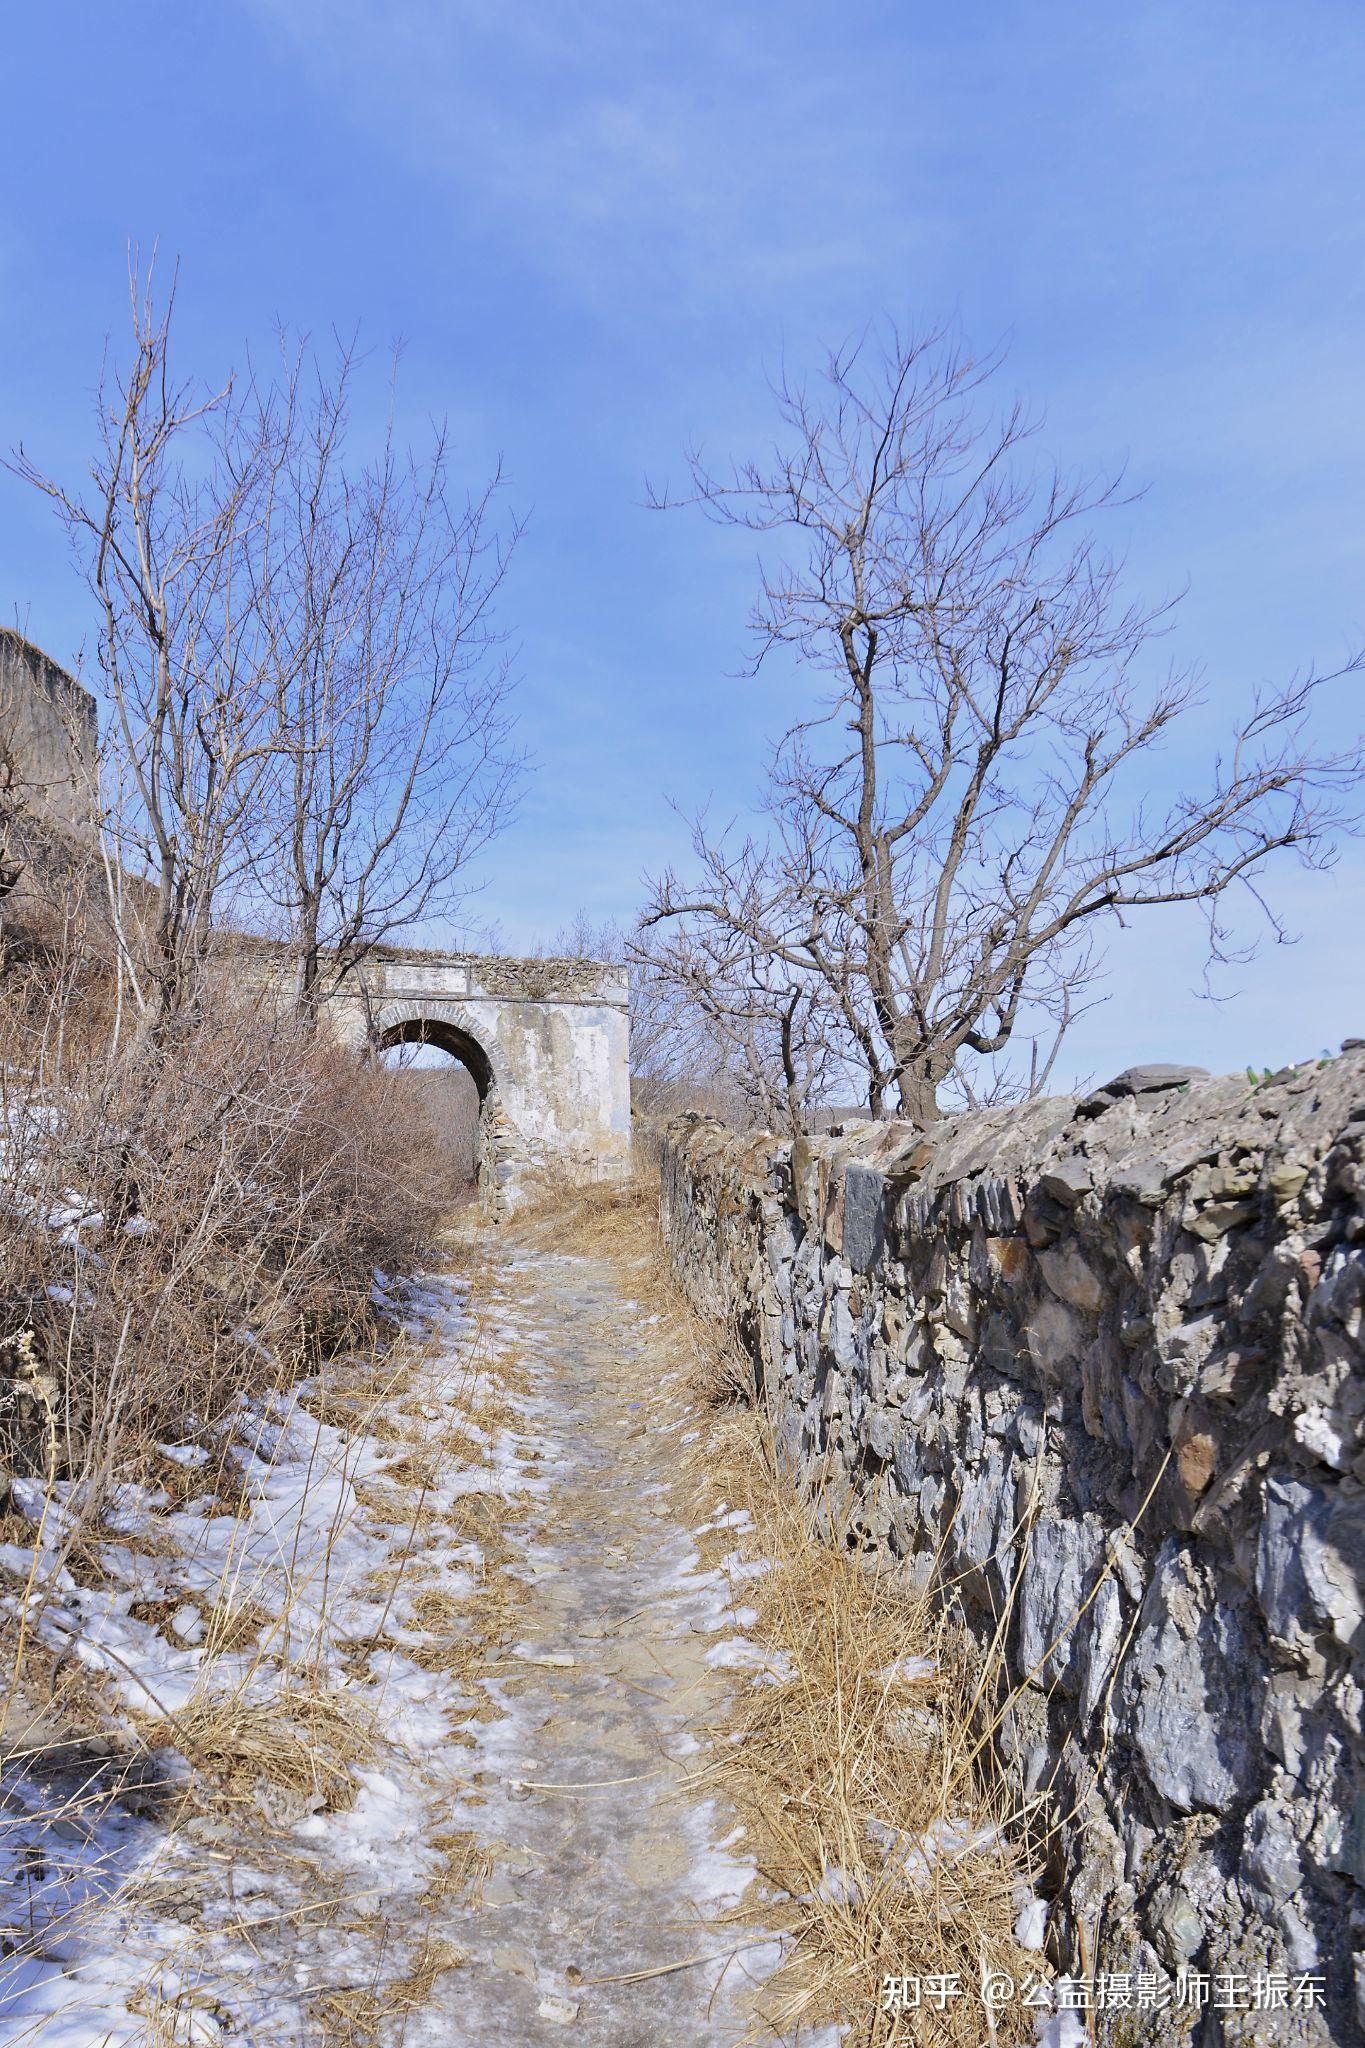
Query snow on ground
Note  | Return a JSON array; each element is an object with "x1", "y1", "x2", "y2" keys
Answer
[
  {"x1": 0, "y1": 1231, "x2": 1057, "y2": 2045},
  {"x1": 0, "y1": 1264, "x2": 542, "y2": 2043},
  {"x1": 0, "y1": 1244, "x2": 829, "y2": 2045}
]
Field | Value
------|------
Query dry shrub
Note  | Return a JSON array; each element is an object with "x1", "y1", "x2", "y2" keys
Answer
[{"x1": 0, "y1": 954, "x2": 456, "y2": 1506}]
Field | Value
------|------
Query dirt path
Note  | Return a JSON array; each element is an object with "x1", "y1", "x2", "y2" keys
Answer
[
  {"x1": 4, "y1": 1164, "x2": 1043, "y2": 2048},
  {"x1": 419, "y1": 1244, "x2": 788, "y2": 2045},
  {"x1": 2, "y1": 1237, "x2": 835, "y2": 2046},
  {"x1": 0, "y1": 1221, "x2": 1040, "y2": 2048}
]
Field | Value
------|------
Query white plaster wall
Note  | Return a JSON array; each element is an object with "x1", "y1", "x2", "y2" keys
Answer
[
  {"x1": 461, "y1": 998, "x2": 631, "y2": 1175},
  {"x1": 315, "y1": 953, "x2": 632, "y2": 1202}
]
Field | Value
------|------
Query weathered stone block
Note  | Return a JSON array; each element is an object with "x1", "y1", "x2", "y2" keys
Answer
[
  {"x1": 842, "y1": 1162, "x2": 886, "y2": 1273},
  {"x1": 1037, "y1": 1243, "x2": 1105, "y2": 1313},
  {"x1": 1018, "y1": 1515, "x2": 1106, "y2": 1695},
  {"x1": 1123, "y1": 1546, "x2": 1260, "y2": 1812}
]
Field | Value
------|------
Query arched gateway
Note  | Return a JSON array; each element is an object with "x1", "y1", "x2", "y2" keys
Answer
[{"x1": 321, "y1": 950, "x2": 631, "y2": 1213}]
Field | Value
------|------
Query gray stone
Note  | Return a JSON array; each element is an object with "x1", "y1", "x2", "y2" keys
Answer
[
  {"x1": 1257, "y1": 1476, "x2": 1365, "y2": 1652},
  {"x1": 1309, "y1": 1493, "x2": 1365, "y2": 1649},
  {"x1": 1108, "y1": 1157, "x2": 1172, "y2": 1205},
  {"x1": 865, "y1": 1410, "x2": 896, "y2": 1462},
  {"x1": 658, "y1": 1045, "x2": 1365, "y2": 2003},
  {"x1": 1036, "y1": 1243, "x2": 1105, "y2": 1314},
  {"x1": 1150, "y1": 1886, "x2": 1204, "y2": 1966},
  {"x1": 1016, "y1": 1407, "x2": 1045, "y2": 1458},
  {"x1": 891, "y1": 1427, "x2": 925, "y2": 1498},
  {"x1": 1024, "y1": 1292, "x2": 1086, "y2": 1382},
  {"x1": 1123, "y1": 1547, "x2": 1259, "y2": 1812},
  {"x1": 1106, "y1": 1063, "x2": 1212, "y2": 1098},
  {"x1": 1327, "y1": 1779, "x2": 1365, "y2": 1887},
  {"x1": 1039, "y1": 1155, "x2": 1095, "y2": 1206},
  {"x1": 1018, "y1": 1517, "x2": 1105, "y2": 1695},
  {"x1": 1155, "y1": 1315, "x2": 1220, "y2": 1394},
  {"x1": 828, "y1": 1291, "x2": 858, "y2": 1373},
  {"x1": 1078, "y1": 1063, "x2": 1209, "y2": 1116},
  {"x1": 1079, "y1": 1574, "x2": 1125, "y2": 1724},
  {"x1": 842, "y1": 1163, "x2": 886, "y2": 1273},
  {"x1": 1260, "y1": 1474, "x2": 1342, "y2": 1646},
  {"x1": 1262, "y1": 1673, "x2": 1313, "y2": 1777},
  {"x1": 1186, "y1": 1196, "x2": 1259, "y2": 1241},
  {"x1": 1243, "y1": 1799, "x2": 1303, "y2": 1903},
  {"x1": 951, "y1": 1443, "x2": 1017, "y2": 1605}
]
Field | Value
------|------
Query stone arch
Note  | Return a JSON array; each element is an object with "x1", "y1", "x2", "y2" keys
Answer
[{"x1": 374, "y1": 999, "x2": 509, "y2": 1211}]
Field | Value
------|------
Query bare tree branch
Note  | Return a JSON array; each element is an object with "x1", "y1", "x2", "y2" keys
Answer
[
  {"x1": 646, "y1": 325, "x2": 1364, "y2": 1124},
  {"x1": 246, "y1": 334, "x2": 523, "y2": 1019},
  {"x1": 12, "y1": 264, "x2": 523, "y2": 1036}
]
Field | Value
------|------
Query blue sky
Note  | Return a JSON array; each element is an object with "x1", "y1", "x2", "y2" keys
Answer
[{"x1": 2, "y1": 1, "x2": 1363, "y2": 1084}]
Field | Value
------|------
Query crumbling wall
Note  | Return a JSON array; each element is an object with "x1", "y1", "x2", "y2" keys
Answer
[
  {"x1": 0, "y1": 630, "x2": 97, "y2": 828},
  {"x1": 660, "y1": 1055, "x2": 1365, "y2": 2043}
]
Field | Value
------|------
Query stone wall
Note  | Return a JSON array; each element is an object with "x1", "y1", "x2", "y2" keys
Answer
[
  {"x1": 0, "y1": 630, "x2": 97, "y2": 828},
  {"x1": 660, "y1": 1055, "x2": 1365, "y2": 2043}
]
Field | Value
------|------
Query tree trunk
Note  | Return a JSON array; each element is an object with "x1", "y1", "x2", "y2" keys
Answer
[
  {"x1": 894, "y1": 1061, "x2": 940, "y2": 1128},
  {"x1": 293, "y1": 901, "x2": 323, "y2": 1029}
]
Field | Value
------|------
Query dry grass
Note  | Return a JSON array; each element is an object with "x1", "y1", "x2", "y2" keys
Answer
[
  {"x1": 515, "y1": 1171, "x2": 662, "y2": 1260},
  {"x1": 159, "y1": 1683, "x2": 377, "y2": 1818},
  {"x1": 422, "y1": 1825, "x2": 496, "y2": 1906},
  {"x1": 201, "y1": 1595, "x2": 275, "y2": 1656},
  {"x1": 126, "y1": 1981, "x2": 238, "y2": 2046},
  {"x1": 516, "y1": 1171, "x2": 1038, "y2": 2048},
  {"x1": 311, "y1": 1930, "x2": 469, "y2": 2045},
  {"x1": 394, "y1": 1572, "x2": 518, "y2": 1681},
  {"x1": 691, "y1": 1434, "x2": 1037, "y2": 2045},
  {"x1": 0, "y1": 1623, "x2": 122, "y2": 1768}
]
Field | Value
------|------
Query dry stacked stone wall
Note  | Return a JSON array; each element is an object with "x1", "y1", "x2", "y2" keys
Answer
[{"x1": 660, "y1": 1053, "x2": 1365, "y2": 2043}]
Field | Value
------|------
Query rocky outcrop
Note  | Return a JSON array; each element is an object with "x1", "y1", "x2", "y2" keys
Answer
[{"x1": 660, "y1": 1052, "x2": 1365, "y2": 2043}]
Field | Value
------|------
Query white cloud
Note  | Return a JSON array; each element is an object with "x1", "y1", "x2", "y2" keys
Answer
[{"x1": 238, "y1": 0, "x2": 928, "y2": 321}]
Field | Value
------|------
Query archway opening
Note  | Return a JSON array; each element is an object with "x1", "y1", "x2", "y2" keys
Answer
[{"x1": 377, "y1": 1018, "x2": 496, "y2": 1209}]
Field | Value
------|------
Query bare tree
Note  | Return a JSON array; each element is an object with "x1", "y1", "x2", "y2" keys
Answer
[
  {"x1": 646, "y1": 327, "x2": 1364, "y2": 1124},
  {"x1": 14, "y1": 268, "x2": 520, "y2": 1037},
  {"x1": 523, "y1": 910, "x2": 796, "y2": 1126},
  {"x1": 14, "y1": 263, "x2": 283, "y2": 1035},
  {"x1": 632, "y1": 891, "x2": 842, "y2": 1132},
  {"x1": 252, "y1": 340, "x2": 521, "y2": 1023}
]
